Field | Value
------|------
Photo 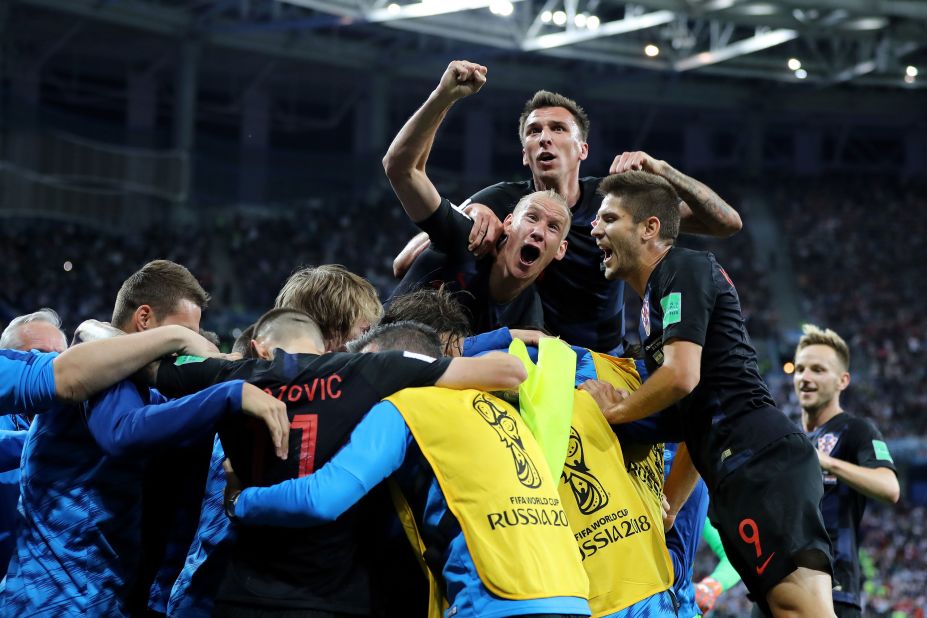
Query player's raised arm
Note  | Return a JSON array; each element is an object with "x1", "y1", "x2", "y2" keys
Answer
[
  {"x1": 382, "y1": 60, "x2": 487, "y2": 223},
  {"x1": 609, "y1": 151, "x2": 742, "y2": 237}
]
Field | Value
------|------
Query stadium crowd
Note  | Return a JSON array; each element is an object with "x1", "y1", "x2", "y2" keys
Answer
[{"x1": 0, "y1": 60, "x2": 914, "y2": 618}]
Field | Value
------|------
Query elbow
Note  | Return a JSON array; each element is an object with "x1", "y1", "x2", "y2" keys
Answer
[
  {"x1": 53, "y1": 367, "x2": 89, "y2": 404},
  {"x1": 382, "y1": 151, "x2": 409, "y2": 181},
  {"x1": 672, "y1": 371, "x2": 699, "y2": 398},
  {"x1": 885, "y1": 482, "x2": 901, "y2": 505},
  {"x1": 720, "y1": 213, "x2": 743, "y2": 238}
]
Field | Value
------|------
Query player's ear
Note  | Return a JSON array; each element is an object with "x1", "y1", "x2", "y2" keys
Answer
[
  {"x1": 578, "y1": 141, "x2": 589, "y2": 161},
  {"x1": 641, "y1": 216, "x2": 661, "y2": 241},
  {"x1": 252, "y1": 338, "x2": 275, "y2": 361},
  {"x1": 837, "y1": 371, "x2": 850, "y2": 392},
  {"x1": 134, "y1": 305, "x2": 155, "y2": 332},
  {"x1": 522, "y1": 148, "x2": 529, "y2": 168},
  {"x1": 554, "y1": 239, "x2": 568, "y2": 261},
  {"x1": 502, "y1": 213, "x2": 515, "y2": 232}
]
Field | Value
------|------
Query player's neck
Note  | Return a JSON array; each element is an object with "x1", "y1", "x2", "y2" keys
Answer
[
  {"x1": 802, "y1": 400, "x2": 843, "y2": 432},
  {"x1": 488, "y1": 260, "x2": 532, "y2": 304},
  {"x1": 629, "y1": 243, "x2": 673, "y2": 297},
  {"x1": 532, "y1": 171, "x2": 581, "y2": 207}
]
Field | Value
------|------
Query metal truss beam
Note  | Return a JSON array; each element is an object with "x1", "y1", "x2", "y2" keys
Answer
[{"x1": 674, "y1": 28, "x2": 798, "y2": 71}]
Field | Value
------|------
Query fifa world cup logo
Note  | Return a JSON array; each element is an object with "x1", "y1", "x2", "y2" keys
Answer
[
  {"x1": 562, "y1": 427, "x2": 609, "y2": 515},
  {"x1": 472, "y1": 394, "x2": 542, "y2": 489}
]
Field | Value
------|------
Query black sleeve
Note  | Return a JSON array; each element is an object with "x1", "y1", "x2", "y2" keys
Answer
[
  {"x1": 416, "y1": 198, "x2": 474, "y2": 261},
  {"x1": 467, "y1": 182, "x2": 525, "y2": 220},
  {"x1": 356, "y1": 351, "x2": 453, "y2": 398},
  {"x1": 155, "y1": 357, "x2": 229, "y2": 398},
  {"x1": 657, "y1": 255, "x2": 717, "y2": 347},
  {"x1": 847, "y1": 418, "x2": 897, "y2": 472}
]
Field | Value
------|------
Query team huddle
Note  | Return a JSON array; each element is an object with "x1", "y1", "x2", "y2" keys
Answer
[{"x1": 0, "y1": 61, "x2": 898, "y2": 618}]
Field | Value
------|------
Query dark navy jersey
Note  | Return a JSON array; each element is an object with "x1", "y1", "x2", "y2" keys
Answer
[
  {"x1": 468, "y1": 177, "x2": 625, "y2": 353},
  {"x1": 156, "y1": 350, "x2": 450, "y2": 613},
  {"x1": 392, "y1": 198, "x2": 544, "y2": 332},
  {"x1": 640, "y1": 247, "x2": 799, "y2": 490},
  {"x1": 808, "y1": 413, "x2": 896, "y2": 608}
]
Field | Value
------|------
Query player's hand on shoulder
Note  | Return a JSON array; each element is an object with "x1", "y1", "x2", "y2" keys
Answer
[
  {"x1": 608, "y1": 151, "x2": 666, "y2": 176},
  {"x1": 463, "y1": 202, "x2": 503, "y2": 256},
  {"x1": 437, "y1": 60, "x2": 488, "y2": 102},
  {"x1": 579, "y1": 379, "x2": 629, "y2": 417},
  {"x1": 240, "y1": 383, "x2": 290, "y2": 460}
]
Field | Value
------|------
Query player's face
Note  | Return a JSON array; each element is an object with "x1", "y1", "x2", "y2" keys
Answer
[
  {"x1": 591, "y1": 196, "x2": 640, "y2": 281},
  {"x1": 154, "y1": 298, "x2": 203, "y2": 333},
  {"x1": 500, "y1": 194, "x2": 569, "y2": 281},
  {"x1": 521, "y1": 107, "x2": 588, "y2": 182},
  {"x1": 794, "y1": 344, "x2": 849, "y2": 413},
  {"x1": 14, "y1": 322, "x2": 67, "y2": 353}
]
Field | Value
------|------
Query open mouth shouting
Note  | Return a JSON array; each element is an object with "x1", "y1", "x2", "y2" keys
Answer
[
  {"x1": 519, "y1": 243, "x2": 542, "y2": 267},
  {"x1": 536, "y1": 152, "x2": 557, "y2": 167}
]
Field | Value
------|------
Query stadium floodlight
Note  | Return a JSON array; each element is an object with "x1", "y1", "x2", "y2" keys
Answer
[
  {"x1": 788, "y1": 58, "x2": 801, "y2": 71},
  {"x1": 552, "y1": 10, "x2": 567, "y2": 26},
  {"x1": 795, "y1": 68, "x2": 808, "y2": 79},
  {"x1": 907, "y1": 66, "x2": 918, "y2": 78},
  {"x1": 523, "y1": 10, "x2": 675, "y2": 52},
  {"x1": 674, "y1": 28, "x2": 798, "y2": 71},
  {"x1": 587, "y1": 15, "x2": 600, "y2": 30},
  {"x1": 363, "y1": 0, "x2": 526, "y2": 22},
  {"x1": 645, "y1": 44, "x2": 660, "y2": 57},
  {"x1": 540, "y1": 10, "x2": 552, "y2": 23}
]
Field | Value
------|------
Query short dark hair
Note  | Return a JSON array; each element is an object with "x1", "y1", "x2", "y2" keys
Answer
[
  {"x1": 518, "y1": 90, "x2": 590, "y2": 143},
  {"x1": 348, "y1": 321, "x2": 443, "y2": 358},
  {"x1": 598, "y1": 172, "x2": 681, "y2": 240},
  {"x1": 383, "y1": 287, "x2": 472, "y2": 341},
  {"x1": 232, "y1": 323, "x2": 256, "y2": 358},
  {"x1": 111, "y1": 260, "x2": 209, "y2": 330},
  {"x1": 253, "y1": 308, "x2": 324, "y2": 351}
]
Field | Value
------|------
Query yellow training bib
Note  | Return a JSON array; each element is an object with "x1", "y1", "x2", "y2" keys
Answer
[{"x1": 387, "y1": 387, "x2": 589, "y2": 602}]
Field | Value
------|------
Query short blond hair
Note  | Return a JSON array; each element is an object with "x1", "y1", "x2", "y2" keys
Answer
[
  {"x1": 796, "y1": 324, "x2": 850, "y2": 371},
  {"x1": 274, "y1": 264, "x2": 383, "y2": 349}
]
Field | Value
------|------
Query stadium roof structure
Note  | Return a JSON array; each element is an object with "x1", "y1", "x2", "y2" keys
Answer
[
  {"x1": 8, "y1": 0, "x2": 925, "y2": 91},
  {"x1": 280, "y1": 0, "x2": 927, "y2": 88}
]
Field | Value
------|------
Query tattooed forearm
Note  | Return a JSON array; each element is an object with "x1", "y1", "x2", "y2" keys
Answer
[{"x1": 658, "y1": 162, "x2": 742, "y2": 238}]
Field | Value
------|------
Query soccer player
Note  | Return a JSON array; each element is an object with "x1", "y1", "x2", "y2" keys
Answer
[
  {"x1": 587, "y1": 171, "x2": 836, "y2": 617},
  {"x1": 3, "y1": 260, "x2": 289, "y2": 617},
  {"x1": 0, "y1": 309, "x2": 69, "y2": 571},
  {"x1": 782, "y1": 324, "x2": 898, "y2": 618},
  {"x1": 382, "y1": 287, "x2": 472, "y2": 357},
  {"x1": 384, "y1": 61, "x2": 570, "y2": 332},
  {"x1": 223, "y1": 321, "x2": 591, "y2": 618},
  {"x1": 391, "y1": 61, "x2": 742, "y2": 353},
  {"x1": 155, "y1": 308, "x2": 527, "y2": 617},
  {"x1": 275, "y1": 263, "x2": 383, "y2": 351}
]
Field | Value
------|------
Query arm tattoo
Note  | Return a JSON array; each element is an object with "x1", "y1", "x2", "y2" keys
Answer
[{"x1": 661, "y1": 163, "x2": 741, "y2": 237}]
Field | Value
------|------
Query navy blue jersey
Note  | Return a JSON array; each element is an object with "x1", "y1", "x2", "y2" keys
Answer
[
  {"x1": 3, "y1": 378, "x2": 242, "y2": 616},
  {"x1": 809, "y1": 413, "x2": 896, "y2": 608},
  {"x1": 156, "y1": 350, "x2": 451, "y2": 613},
  {"x1": 640, "y1": 247, "x2": 799, "y2": 490},
  {"x1": 392, "y1": 198, "x2": 544, "y2": 332},
  {"x1": 468, "y1": 177, "x2": 625, "y2": 353}
]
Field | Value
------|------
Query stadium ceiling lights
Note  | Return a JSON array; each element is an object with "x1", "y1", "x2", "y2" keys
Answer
[
  {"x1": 522, "y1": 9, "x2": 675, "y2": 52},
  {"x1": 281, "y1": 0, "x2": 528, "y2": 23}
]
